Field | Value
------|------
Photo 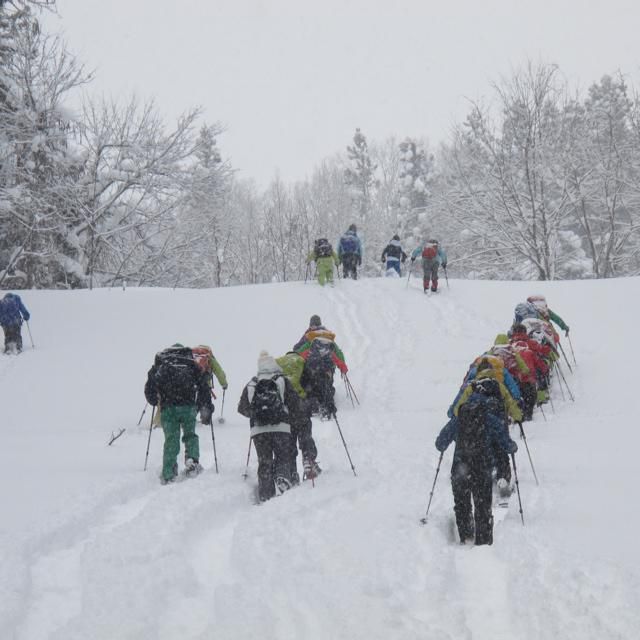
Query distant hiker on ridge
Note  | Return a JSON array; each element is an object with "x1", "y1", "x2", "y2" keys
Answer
[
  {"x1": 410, "y1": 238, "x2": 447, "y2": 293},
  {"x1": 381, "y1": 234, "x2": 408, "y2": 276},
  {"x1": 307, "y1": 238, "x2": 339, "y2": 286},
  {"x1": 338, "y1": 224, "x2": 362, "y2": 280}
]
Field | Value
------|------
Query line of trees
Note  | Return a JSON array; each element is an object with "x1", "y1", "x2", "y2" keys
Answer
[{"x1": 2, "y1": 2, "x2": 640, "y2": 289}]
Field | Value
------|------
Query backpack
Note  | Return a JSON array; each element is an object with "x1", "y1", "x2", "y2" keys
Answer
[
  {"x1": 192, "y1": 346, "x2": 213, "y2": 375},
  {"x1": 305, "y1": 339, "x2": 335, "y2": 373},
  {"x1": 314, "y1": 238, "x2": 333, "y2": 258},
  {"x1": 250, "y1": 375, "x2": 288, "y2": 426},
  {"x1": 155, "y1": 348, "x2": 198, "y2": 399},
  {"x1": 422, "y1": 243, "x2": 438, "y2": 259},
  {"x1": 340, "y1": 234, "x2": 358, "y2": 254},
  {"x1": 456, "y1": 399, "x2": 489, "y2": 459}
]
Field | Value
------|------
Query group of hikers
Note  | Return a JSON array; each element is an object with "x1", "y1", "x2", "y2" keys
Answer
[
  {"x1": 434, "y1": 294, "x2": 572, "y2": 545},
  {"x1": 144, "y1": 315, "x2": 349, "y2": 502},
  {"x1": 0, "y1": 292, "x2": 31, "y2": 354},
  {"x1": 308, "y1": 225, "x2": 448, "y2": 293}
]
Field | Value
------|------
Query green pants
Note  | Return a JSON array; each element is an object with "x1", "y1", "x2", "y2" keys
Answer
[
  {"x1": 161, "y1": 405, "x2": 198, "y2": 480},
  {"x1": 316, "y1": 257, "x2": 335, "y2": 286}
]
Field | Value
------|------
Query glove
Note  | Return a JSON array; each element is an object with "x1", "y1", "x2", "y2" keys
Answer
[
  {"x1": 222, "y1": 384, "x2": 228, "y2": 391},
  {"x1": 381, "y1": 259, "x2": 385, "y2": 264},
  {"x1": 564, "y1": 327, "x2": 570, "y2": 337},
  {"x1": 410, "y1": 257, "x2": 415, "y2": 263},
  {"x1": 24, "y1": 312, "x2": 30, "y2": 321},
  {"x1": 509, "y1": 441, "x2": 518, "y2": 454},
  {"x1": 200, "y1": 405, "x2": 212, "y2": 425},
  {"x1": 357, "y1": 256, "x2": 362, "y2": 266},
  {"x1": 442, "y1": 263, "x2": 447, "y2": 269}
]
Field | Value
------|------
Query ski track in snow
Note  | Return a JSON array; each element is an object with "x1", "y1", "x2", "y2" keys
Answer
[{"x1": 2, "y1": 277, "x2": 640, "y2": 639}]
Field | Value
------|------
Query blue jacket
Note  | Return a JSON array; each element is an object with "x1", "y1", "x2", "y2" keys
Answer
[
  {"x1": 338, "y1": 230, "x2": 362, "y2": 259},
  {"x1": 0, "y1": 293, "x2": 30, "y2": 326},
  {"x1": 411, "y1": 243, "x2": 447, "y2": 265},
  {"x1": 436, "y1": 394, "x2": 517, "y2": 464}
]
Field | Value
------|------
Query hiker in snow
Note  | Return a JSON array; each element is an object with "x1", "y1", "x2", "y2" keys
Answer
[
  {"x1": 144, "y1": 344, "x2": 214, "y2": 484},
  {"x1": 381, "y1": 234, "x2": 408, "y2": 276},
  {"x1": 527, "y1": 295, "x2": 570, "y2": 337},
  {"x1": 410, "y1": 238, "x2": 447, "y2": 293},
  {"x1": 276, "y1": 351, "x2": 322, "y2": 481},
  {"x1": 510, "y1": 324, "x2": 552, "y2": 406},
  {"x1": 338, "y1": 224, "x2": 363, "y2": 280},
  {"x1": 490, "y1": 335, "x2": 538, "y2": 422},
  {"x1": 307, "y1": 238, "x2": 339, "y2": 286},
  {"x1": 0, "y1": 292, "x2": 30, "y2": 354},
  {"x1": 237, "y1": 351, "x2": 300, "y2": 502},
  {"x1": 293, "y1": 316, "x2": 348, "y2": 419},
  {"x1": 451, "y1": 359, "x2": 522, "y2": 492},
  {"x1": 436, "y1": 378, "x2": 518, "y2": 546}
]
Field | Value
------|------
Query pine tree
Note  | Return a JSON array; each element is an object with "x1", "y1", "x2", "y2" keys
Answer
[{"x1": 344, "y1": 128, "x2": 376, "y2": 223}]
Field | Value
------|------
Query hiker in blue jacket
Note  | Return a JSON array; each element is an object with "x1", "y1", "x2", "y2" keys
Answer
[
  {"x1": 410, "y1": 239, "x2": 447, "y2": 293},
  {"x1": 0, "y1": 292, "x2": 30, "y2": 353},
  {"x1": 338, "y1": 224, "x2": 362, "y2": 280},
  {"x1": 436, "y1": 380, "x2": 518, "y2": 545}
]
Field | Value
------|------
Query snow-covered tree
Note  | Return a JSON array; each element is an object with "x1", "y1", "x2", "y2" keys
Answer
[{"x1": 344, "y1": 127, "x2": 376, "y2": 224}]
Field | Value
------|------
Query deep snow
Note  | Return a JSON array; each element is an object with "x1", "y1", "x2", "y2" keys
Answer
[{"x1": 1, "y1": 276, "x2": 639, "y2": 640}]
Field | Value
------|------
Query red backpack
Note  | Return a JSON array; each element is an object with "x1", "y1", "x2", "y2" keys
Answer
[
  {"x1": 422, "y1": 243, "x2": 438, "y2": 259},
  {"x1": 192, "y1": 346, "x2": 213, "y2": 374}
]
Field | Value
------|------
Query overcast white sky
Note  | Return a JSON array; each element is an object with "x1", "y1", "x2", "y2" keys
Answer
[{"x1": 45, "y1": 0, "x2": 640, "y2": 186}]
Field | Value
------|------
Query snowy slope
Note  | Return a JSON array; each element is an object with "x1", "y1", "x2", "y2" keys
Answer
[{"x1": 1, "y1": 276, "x2": 639, "y2": 640}]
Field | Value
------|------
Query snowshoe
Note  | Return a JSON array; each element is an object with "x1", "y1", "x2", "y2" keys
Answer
[
  {"x1": 184, "y1": 458, "x2": 203, "y2": 478},
  {"x1": 275, "y1": 476, "x2": 292, "y2": 495},
  {"x1": 303, "y1": 459, "x2": 322, "y2": 481}
]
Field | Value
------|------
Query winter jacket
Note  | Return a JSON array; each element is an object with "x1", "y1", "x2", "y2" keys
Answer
[
  {"x1": 237, "y1": 356, "x2": 300, "y2": 437},
  {"x1": 276, "y1": 353, "x2": 306, "y2": 398},
  {"x1": 0, "y1": 293, "x2": 30, "y2": 327},
  {"x1": 337, "y1": 230, "x2": 362, "y2": 259},
  {"x1": 548, "y1": 309, "x2": 569, "y2": 333},
  {"x1": 307, "y1": 249, "x2": 339, "y2": 269},
  {"x1": 411, "y1": 243, "x2": 447, "y2": 266},
  {"x1": 293, "y1": 325, "x2": 333, "y2": 351},
  {"x1": 453, "y1": 369, "x2": 523, "y2": 423},
  {"x1": 436, "y1": 394, "x2": 518, "y2": 465},
  {"x1": 296, "y1": 337, "x2": 348, "y2": 374},
  {"x1": 510, "y1": 332, "x2": 550, "y2": 376},
  {"x1": 381, "y1": 239, "x2": 407, "y2": 264},
  {"x1": 144, "y1": 346, "x2": 213, "y2": 411}
]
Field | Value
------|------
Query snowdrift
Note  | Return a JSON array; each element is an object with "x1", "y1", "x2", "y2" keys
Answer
[{"x1": 1, "y1": 276, "x2": 639, "y2": 640}]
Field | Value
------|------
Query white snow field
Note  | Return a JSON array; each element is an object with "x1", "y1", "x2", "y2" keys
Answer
[{"x1": 1, "y1": 275, "x2": 639, "y2": 640}]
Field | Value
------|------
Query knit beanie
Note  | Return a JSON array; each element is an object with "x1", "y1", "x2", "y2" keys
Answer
[{"x1": 309, "y1": 314, "x2": 322, "y2": 328}]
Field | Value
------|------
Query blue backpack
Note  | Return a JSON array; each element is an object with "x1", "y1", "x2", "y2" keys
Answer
[{"x1": 340, "y1": 234, "x2": 358, "y2": 254}]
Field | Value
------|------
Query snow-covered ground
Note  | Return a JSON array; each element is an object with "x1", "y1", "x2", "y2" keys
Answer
[{"x1": 1, "y1": 276, "x2": 639, "y2": 640}]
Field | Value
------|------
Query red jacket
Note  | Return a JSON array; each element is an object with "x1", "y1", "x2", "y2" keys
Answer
[{"x1": 510, "y1": 332, "x2": 549, "y2": 377}]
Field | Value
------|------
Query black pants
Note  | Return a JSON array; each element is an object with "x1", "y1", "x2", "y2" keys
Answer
[
  {"x1": 253, "y1": 432, "x2": 292, "y2": 502},
  {"x1": 2, "y1": 323, "x2": 22, "y2": 352},
  {"x1": 451, "y1": 461, "x2": 494, "y2": 545},
  {"x1": 519, "y1": 381, "x2": 536, "y2": 421},
  {"x1": 289, "y1": 400, "x2": 318, "y2": 469},
  {"x1": 305, "y1": 370, "x2": 336, "y2": 418},
  {"x1": 342, "y1": 253, "x2": 359, "y2": 279},
  {"x1": 493, "y1": 421, "x2": 512, "y2": 483}
]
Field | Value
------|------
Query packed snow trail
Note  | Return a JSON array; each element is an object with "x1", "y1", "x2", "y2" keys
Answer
[{"x1": 1, "y1": 277, "x2": 639, "y2": 639}]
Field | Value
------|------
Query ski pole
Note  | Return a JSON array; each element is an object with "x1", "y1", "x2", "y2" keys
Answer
[
  {"x1": 210, "y1": 421, "x2": 219, "y2": 473},
  {"x1": 332, "y1": 413, "x2": 357, "y2": 476},
  {"x1": 511, "y1": 453, "x2": 525, "y2": 526},
  {"x1": 420, "y1": 451, "x2": 444, "y2": 525},
  {"x1": 218, "y1": 388, "x2": 226, "y2": 424},
  {"x1": 242, "y1": 437, "x2": 252, "y2": 480},
  {"x1": 558, "y1": 342, "x2": 573, "y2": 374},
  {"x1": 343, "y1": 374, "x2": 355, "y2": 408},
  {"x1": 567, "y1": 333, "x2": 577, "y2": 366},
  {"x1": 443, "y1": 266, "x2": 449, "y2": 289},
  {"x1": 137, "y1": 403, "x2": 148, "y2": 426},
  {"x1": 405, "y1": 263, "x2": 413, "y2": 289},
  {"x1": 143, "y1": 405, "x2": 156, "y2": 471},
  {"x1": 538, "y1": 404, "x2": 547, "y2": 421},
  {"x1": 556, "y1": 361, "x2": 575, "y2": 402},
  {"x1": 517, "y1": 422, "x2": 539, "y2": 486},
  {"x1": 345, "y1": 374, "x2": 360, "y2": 405},
  {"x1": 553, "y1": 362, "x2": 566, "y2": 401},
  {"x1": 25, "y1": 320, "x2": 35, "y2": 348},
  {"x1": 304, "y1": 263, "x2": 309, "y2": 284}
]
